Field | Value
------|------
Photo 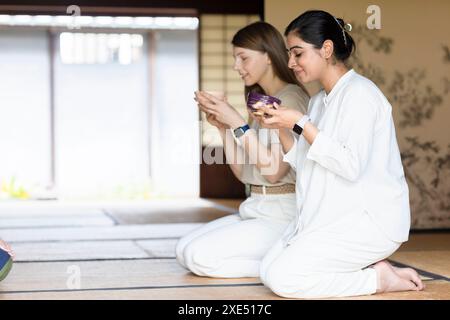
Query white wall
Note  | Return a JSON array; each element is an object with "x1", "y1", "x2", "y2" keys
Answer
[
  {"x1": 151, "y1": 30, "x2": 200, "y2": 197},
  {"x1": 0, "y1": 30, "x2": 51, "y2": 191},
  {"x1": 53, "y1": 33, "x2": 150, "y2": 199}
]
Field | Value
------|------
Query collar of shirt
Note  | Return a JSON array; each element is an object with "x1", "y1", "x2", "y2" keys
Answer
[{"x1": 323, "y1": 69, "x2": 355, "y2": 106}]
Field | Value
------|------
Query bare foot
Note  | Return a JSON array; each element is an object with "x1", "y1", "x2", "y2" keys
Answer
[
  {"x1": 374, "y1": 260, "x2": 423, "y2": 293},
  {"x1": 392, "y1": 266, "x2": 425, "y2": 290}
]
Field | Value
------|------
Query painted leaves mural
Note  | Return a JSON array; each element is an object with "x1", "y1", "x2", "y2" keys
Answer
[{"x1": 350, "y1": 25, "x2": 450, "y2": 228}]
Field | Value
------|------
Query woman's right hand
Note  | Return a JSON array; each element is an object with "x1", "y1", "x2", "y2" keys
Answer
[
  {"x1": 259, "y1": 103, "x2": 303, "y2": 129},
  {"x1": 194, "y1": 93, "x2": 229, "y2": 131}
]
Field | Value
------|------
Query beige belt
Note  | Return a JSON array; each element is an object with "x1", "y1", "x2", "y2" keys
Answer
[{"x1": 250, "y1": 184, "x2": 295, "y2": 195}]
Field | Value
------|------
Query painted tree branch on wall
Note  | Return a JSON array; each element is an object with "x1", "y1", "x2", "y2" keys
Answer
[{"x1": 350, "y1": 24, "x2": 450, "y2": 228}]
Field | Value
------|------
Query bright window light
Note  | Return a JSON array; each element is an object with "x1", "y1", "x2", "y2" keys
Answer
[
  {"x1": 34, "y1": 15, "x2": 53, "y2": 25},
  {"x1": 174, "y1": 17, "x2": 197, "y2": 28},
  {"x1": 59, "y1": 32, "x2": 144, "y2": 65},
  {"x1": 0, "y1": 15, "x2": 11, "y2": 24},
  {"x1": 115, "y1": 16, "x2": 134, "y2": 26},
  {"x1": 77, "y1": 16, "x2": 94, "y2": 25},
  {"x1": 154, "y1": 17, "x2": 173, "y2": 28},
  {"x1": 95, "y1": 16, "x2": 114, "y2": 25},
  {"x1": 13, "y1": 15, "x2": 32, "y2": 24},
  {"x1": 0, "y1": 14, "x2": 198, "y2": 30},
  {"x1": 55, "y1": 15, "x2": 71, "y2": 25},
  {"x1": 135, "y1": 17, "x2": 154, "y2": 27}
]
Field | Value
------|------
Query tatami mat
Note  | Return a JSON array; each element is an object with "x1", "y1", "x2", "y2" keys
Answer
[
  {"x1": 1, "y1": 224, "x2": 202, "y2": 243},
  {"x1": 10, "y1": 240, "x2": 149, "y2": 262},
  {"x1": 1, "y1": 280, "x2": 449, "y2": 300},
  {"x1": 0, "y1": 259, "x2": 259, "y2": 292},
  {"x1": 390, "y1": 251, "x2": 450, "y2": 279},
  {"x1": 0, "y1": 199, "x2": 449, "y2": 300}
]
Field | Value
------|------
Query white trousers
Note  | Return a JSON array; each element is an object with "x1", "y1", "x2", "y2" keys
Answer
[
  {"x1": 260, "y1": 210, "x2": 402, "y2": 298},
  {"x1": 176, "y1": 193, "x2": 297, "y2": 278}
]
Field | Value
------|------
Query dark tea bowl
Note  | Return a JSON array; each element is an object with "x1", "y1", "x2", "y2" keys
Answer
[{"x1": 247, "y1": 92, "x2": 281, "y2": 115}]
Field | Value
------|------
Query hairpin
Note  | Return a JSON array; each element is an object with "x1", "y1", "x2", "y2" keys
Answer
[{"x1": 333, "y1": 17, "x2": 352, "y2": 46}]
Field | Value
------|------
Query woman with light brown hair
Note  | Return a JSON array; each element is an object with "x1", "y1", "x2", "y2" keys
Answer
[{"x1": 175, "y1": 21, "x2": 309, "y2": 278}]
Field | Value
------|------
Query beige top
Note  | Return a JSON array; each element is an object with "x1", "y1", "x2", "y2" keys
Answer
[{"x1": 240, "y1": 84, "x2": 309, "y2": 186}]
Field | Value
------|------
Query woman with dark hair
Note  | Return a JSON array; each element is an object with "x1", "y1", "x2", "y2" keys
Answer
[
  {"x1": 175, "y1": 21, "x2": 309, "y2": 278},
  {"x1": 255, "y1": 10, "x2": 424, "y2": 298}
]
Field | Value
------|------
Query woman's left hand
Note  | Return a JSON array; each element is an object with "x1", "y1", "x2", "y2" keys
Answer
[
  {"x1": 258, "y1": 103, "x2": 303, "y2": 129},
  {"x1": 195, "y1": 91, "x2": 247, "y2": 129}
]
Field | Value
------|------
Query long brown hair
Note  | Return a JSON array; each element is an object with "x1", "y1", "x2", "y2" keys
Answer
[{"x1": 231, "y1": 21, "x2": 309, "y2": 99}]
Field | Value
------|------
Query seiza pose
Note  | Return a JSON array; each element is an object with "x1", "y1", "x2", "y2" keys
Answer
[
  {"x1": 253, "y1": 10, "x2": 425, "y2": 298},
  {"x1": 176, "y1": 22, "x2": 309, "y2": 278}
]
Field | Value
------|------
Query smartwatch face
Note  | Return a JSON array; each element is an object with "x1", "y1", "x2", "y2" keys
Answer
[
  {"x1": 234, "y1": 124, "x2": 250, "y2": 138},
  {"x1": 293, "y1": 124, "x2": 303, "y2": 135},
  {"x1": 234, "y1": 128, "x2": 244, "y2": 138}
]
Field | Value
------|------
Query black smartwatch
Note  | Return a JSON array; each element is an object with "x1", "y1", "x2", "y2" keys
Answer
[
  {"x1": 293, "y1": 124, "x2": 303, "y2": 135},
  {"x1": 292, "y1": 115, "x2": 311, "y2": 135}
]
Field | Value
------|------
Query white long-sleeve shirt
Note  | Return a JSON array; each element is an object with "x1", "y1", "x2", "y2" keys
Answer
[{"x1": 283, "y1": 69, "x2": 410, "y2": 243}]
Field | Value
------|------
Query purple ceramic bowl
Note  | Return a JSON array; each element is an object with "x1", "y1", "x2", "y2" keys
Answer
[{"x1": 246, "y1": 92, "x2": 281, "y2": 112}]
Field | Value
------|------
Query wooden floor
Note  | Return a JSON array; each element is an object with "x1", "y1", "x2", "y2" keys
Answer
[{"x1": 0, "y1": 199, "x2": 449, "y2": 300}]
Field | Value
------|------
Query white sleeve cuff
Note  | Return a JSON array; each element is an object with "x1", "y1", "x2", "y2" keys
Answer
[{"x1": 306, "y1": 131, "x2": 326, "y2": 162}]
